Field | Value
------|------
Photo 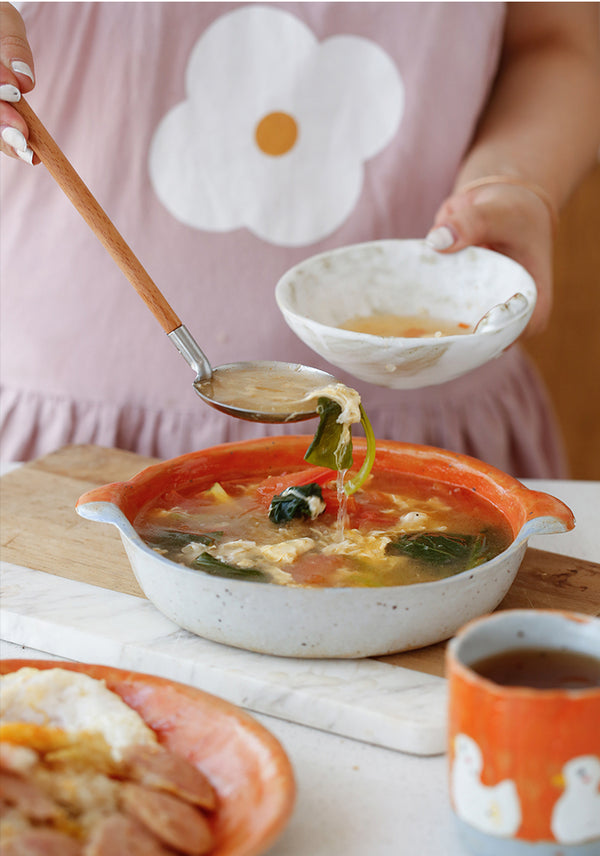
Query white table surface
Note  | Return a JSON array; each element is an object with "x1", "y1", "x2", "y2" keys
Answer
[{"x1": 1, "y1": 467, "x2": 598, "y2": 856}]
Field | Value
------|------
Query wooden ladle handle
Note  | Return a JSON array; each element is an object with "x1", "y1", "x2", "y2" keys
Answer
[{"x1": 13, "y1": 97, "x2": 181, "y2": 334}]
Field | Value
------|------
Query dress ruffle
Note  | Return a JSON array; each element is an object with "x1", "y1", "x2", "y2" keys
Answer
[{"x1": 0, "y1": 347, "x2": 568, "y2": 479}]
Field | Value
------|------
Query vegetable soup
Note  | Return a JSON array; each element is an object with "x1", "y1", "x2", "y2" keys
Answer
[
  {"x1": 338, "y1": 312, "x2": 472, "y2": 338},
  {"x1": 134, "y1": 467, "x2": 513, "y2": 588}
]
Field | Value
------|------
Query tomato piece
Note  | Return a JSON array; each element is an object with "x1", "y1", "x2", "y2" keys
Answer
[
  {"x1": 344, "y1": 489, "x2": 398, "y2": 529},
  {"x1": 254, "y1": 467, "x2": 335, "y2": 506},
  {"x1": 346, "y1": 507, "x2": 393, "y2": 529},
  {"x1": 318, "y1": 487, "x2": 359, "y2": 520},
  {"x1": 291, "y1": 553, "x2": 344, "y2": 585}
]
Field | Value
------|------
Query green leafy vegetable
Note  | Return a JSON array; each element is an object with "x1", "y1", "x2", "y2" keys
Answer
[
  {"x1": 303, "y1": 399, "x2": 376, "y2": 497},
  {"x1": 188, "y1": 530, "x2": 224, "y2": 546},
  {"x1": 269, "y1": 483, "x2": 325, "y2": 524},
  {"x1": 191, "y1": 552, "x2": 268, "y2": 582},
  {"x1": 385, "y1": 532, "x2": 490, "y2": 570},
  {"x1": 343, "y1": 405, "x2": 376, "y2": 497},
  {"x1": 148, "y1": 529, "x2": 224, "y2": 551},
  {"x1": 304, "y1": 398, "x2": 353, "y2": 470}
]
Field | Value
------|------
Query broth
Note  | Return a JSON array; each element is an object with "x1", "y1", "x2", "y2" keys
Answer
[
  {"x1": 470, "y1": 648, "x2": 600, "y2": 690},
  {"x1": 339, "y1": 312, "x2": 472, "y2": 338},
  {"x1": 194, "y1": 366, "x2": 338, "y2": 414},
  {"x1": 134, "y1": 468, "x2": 512, "y2": 588}
]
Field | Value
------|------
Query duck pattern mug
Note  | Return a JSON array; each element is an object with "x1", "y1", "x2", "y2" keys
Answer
[{"x1": 446, "y1": 610, "x2": 600, "y2": 856}]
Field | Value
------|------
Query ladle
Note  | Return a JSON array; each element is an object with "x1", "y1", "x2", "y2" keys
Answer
[{"x1": 13, "y1": 98, "x2": 335, "y2": 422}]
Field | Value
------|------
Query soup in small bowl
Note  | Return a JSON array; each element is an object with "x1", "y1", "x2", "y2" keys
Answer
[
  {"x1": 76, "y1": 437, "x2": 573, "y2": 658},
  {"x1": 275, "y1": 239, "x2": 537, "y2": 389}
]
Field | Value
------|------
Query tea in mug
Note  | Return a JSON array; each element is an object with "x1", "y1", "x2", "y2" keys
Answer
[{"x1": 471, "y1": 647, "x2": 600, "y2": 690}]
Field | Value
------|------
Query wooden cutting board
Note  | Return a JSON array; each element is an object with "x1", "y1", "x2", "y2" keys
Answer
[{"x1": 2, "y1": 444, "x2": 599, "y2": 678}]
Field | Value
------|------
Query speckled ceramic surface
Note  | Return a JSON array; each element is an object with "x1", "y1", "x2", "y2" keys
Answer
[
  {"x1": 275, "y1": 239, "x2": 537, "y2": 388},
  {"x1": 76, "y1": 437, "x2": 573, "y2": 659}
]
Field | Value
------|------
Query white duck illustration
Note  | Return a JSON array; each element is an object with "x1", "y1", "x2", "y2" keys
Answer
[
  {"x1": 451, "y1": 733, "x2": 522, "y2": 837},
  {"x1": 551, "y1": 755, "x2": 600, "y2": 844}
]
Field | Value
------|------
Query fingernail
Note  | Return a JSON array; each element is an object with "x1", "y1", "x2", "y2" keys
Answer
[
  {"x1": 2, "y1": 128, "x2": 35, "y2": 163},
  {"x1": 0, "y1": 84, "x2": 21, "y2": 102},
  {"x1": 425, "y1": 226, "x2": 456, "y2": 251},
  {"x1": 16, "y1": 146, "x2": 34, "y2": 164},
  {"x1": 11, "y1": 60, "x2": 35, "y2": 83},
  {"x1": 2, "y1": 126, "x2": 28, "y2": 151}
]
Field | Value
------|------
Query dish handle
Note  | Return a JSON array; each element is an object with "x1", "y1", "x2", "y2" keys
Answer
[{"x1": 511, "y1": 487, "x2": 575, "y2": 545}]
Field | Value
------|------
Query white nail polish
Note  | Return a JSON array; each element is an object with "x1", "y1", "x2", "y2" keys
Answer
[
  {"x1": 2, "y1": 126, "x2": 28, "y2": 152},
  {"x1": 0, "y1": 84, "x2": 21, "y2": 103},
  {"x1": 11, "y1": 60, "x2": 35, "y2": 83},
  {"x1": 16, "y1": 146, "x2": 34, "y2": 164},
  {"x1": 425, "y1": 226, "x2": 455, "y2": 251}
]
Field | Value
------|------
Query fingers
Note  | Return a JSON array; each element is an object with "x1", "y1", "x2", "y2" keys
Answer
[
  {"x1": 0, "y1": 1, "x2": 35, "y2": 91},
  {"x1": 0, "y1": 1, "x2": 36, "y2": 163},
  {"x1": 425, "y1": 183, "x2": 555, "y2": 337},
  {"x1": 426, "y1": 189, "x2": 498, "y2": 252}
]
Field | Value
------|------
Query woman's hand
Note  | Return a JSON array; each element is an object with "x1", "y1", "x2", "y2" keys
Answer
[
  {"x1": 426, "y1": 182, "x2": 555, "y2": 338},
  {"x1": 0, "y1": 1, "x2": 36, "y2": 163},
  {"x1": 425, "y1": 2, "x2": 600, "y2": 340}
]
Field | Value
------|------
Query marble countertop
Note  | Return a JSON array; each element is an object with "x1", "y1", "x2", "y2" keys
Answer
[{"x1": 1, "y1": 472, "x2": 598, "y2": 855}]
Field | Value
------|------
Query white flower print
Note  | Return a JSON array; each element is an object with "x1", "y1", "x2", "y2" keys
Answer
[{"x1": 149, "y1": 5, "x2": 404, "y2": 247}]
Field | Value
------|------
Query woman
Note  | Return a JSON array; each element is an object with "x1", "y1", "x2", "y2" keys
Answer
[{"x1": 1, "y1": 2, "x2": 599, "y2": 476}]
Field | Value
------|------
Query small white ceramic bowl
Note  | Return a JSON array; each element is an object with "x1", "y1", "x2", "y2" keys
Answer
[
  {"x1": 76, "y1": 436, "x2": 573, "y2": 660},
  {"x1": 275, "y1": 239, "x2": 537, "y2": 389}
]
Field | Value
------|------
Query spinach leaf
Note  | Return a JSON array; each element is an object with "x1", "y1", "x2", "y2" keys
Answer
[
  {"x1": 189, "y1": 530, "x2": 224, "y2": 547},
  {"x1": 303, "y1": 398, "x2": 376, "y2": 496},
  {"x1": 148, "y1": 529, "x2": 224, "y2": 551},
  {"x1": 385, "y1": 532, "x2": 490, "y2": 570},
  {"x1": 269, "y1": 483, "x2": 325, "y2": 524},
  {"x1": 191, "y1": 551, "x2": 268, "y2": 582},
  {"x1": 343, "y1": 405, "x2": 376, "y2": 497},
  {"x1": 304, "y1": 398, "x2": 353, "y2": 471}
]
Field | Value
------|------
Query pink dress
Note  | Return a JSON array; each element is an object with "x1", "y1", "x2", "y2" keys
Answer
[{"x1": 0, "y1": 2, "x2": 567, "y2": 477}]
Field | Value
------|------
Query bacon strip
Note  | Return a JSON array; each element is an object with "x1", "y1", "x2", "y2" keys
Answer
[
  {"x1": 0, "y1": 771, "x2": 61, "y2": 821},
  {"x1": 1, "y1": 829, "x2": 83, "y2": 856},
  {"x1": 121, "y1": 745, "x2": 216, "y2": 810},
  {"x1": 121, "y1": 782, "x2": 214, "y2": 856},
  {"x1": 84, "y1": 813, "x2": 174, "y2": 856}
]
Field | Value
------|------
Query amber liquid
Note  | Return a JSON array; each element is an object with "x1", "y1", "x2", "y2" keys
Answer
[
  {"x1": 338, "y1": 313, "x2": 472, "y2": 338},
  {"x1": 195, "y1": 366, "x2": 332, "y2": 414},
  {"x1": 471, "y1": 647, "x2": 600, "y2": 690}
]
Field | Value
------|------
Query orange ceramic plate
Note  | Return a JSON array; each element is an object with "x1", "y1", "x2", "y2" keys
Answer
[{"x1": 0, "y1": 659, "x2": 295, "y2": 856}]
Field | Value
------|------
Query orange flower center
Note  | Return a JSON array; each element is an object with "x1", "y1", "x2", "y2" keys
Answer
[{"x1": 255, "y1": 111, "x2": 298, "y2": 157}]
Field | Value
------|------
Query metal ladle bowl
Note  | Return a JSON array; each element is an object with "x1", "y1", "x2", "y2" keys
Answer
[{"x1": 15, "y1": 98, "x2": 335, "y2": 423}]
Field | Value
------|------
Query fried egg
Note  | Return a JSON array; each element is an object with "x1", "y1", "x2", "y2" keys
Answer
[{"x1": 0, "y1": 668, "x2": 157, "y2": 760}]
